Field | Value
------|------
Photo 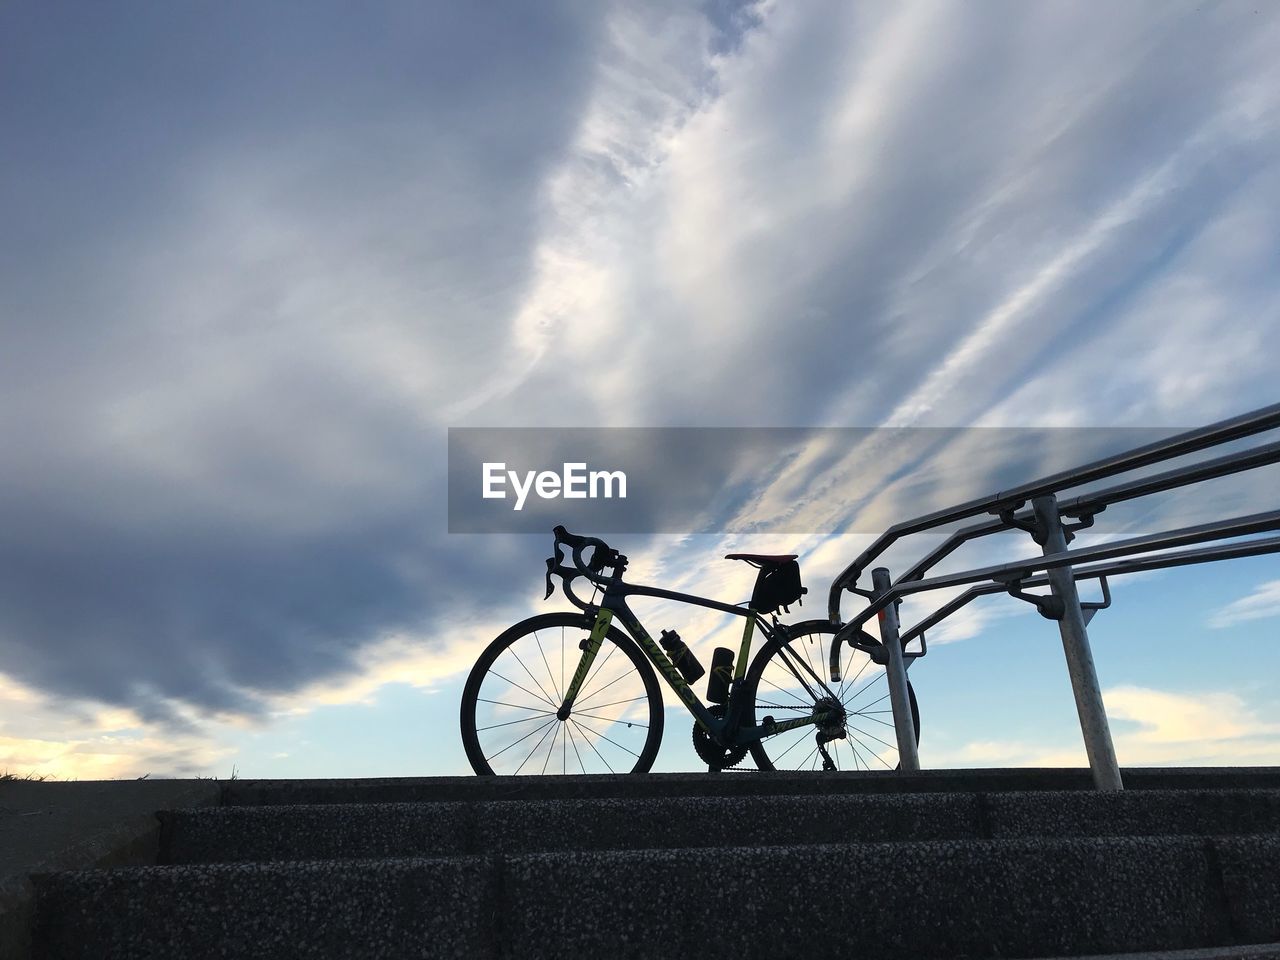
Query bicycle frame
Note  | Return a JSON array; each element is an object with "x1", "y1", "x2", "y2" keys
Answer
[{"x1": 558, "y1": 574, "x2": 840, "y2": 749}]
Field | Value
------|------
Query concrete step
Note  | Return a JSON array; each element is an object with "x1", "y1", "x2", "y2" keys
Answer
[
  {"x1": 160, "y1": 792, "x2": 979, "y2": 863},
  {"x1": 35, "y1": 856, "x2": 496, "y2": 960},
  {"x1": 158, "y1": 789, "x2": 1280, "y2": 864},
  {"x1": 34, "y1": 835, "x2": 1280, "y2": 960},
  {"x1": 1040, "y1": 947, "x2": 1280, "y2": 959},
  {"x1": 219, "y1": 767, "x2": 1280, "y2": 806}
]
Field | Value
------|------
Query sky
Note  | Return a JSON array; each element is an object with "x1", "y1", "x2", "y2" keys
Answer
[{"x1": 2, "y1": 0, "x2": 1280, "y2": 779}]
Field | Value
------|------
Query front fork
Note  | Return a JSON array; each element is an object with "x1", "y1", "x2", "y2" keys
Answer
[{"x1": 557, "y1": 607, "x2": 614, "y2": 719}]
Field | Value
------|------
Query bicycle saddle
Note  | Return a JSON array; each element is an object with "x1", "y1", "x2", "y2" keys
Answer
[{"x1": 724, "y1": 553, "x2": 798, "y2": 566}]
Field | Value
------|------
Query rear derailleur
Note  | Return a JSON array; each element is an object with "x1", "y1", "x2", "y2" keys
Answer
[{"x1": 813, "y1": 695, "x2": 848, "y2": 772}]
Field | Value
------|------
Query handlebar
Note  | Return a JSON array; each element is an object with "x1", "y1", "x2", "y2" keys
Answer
[{"x1": 544, "y1": 525, "x2": 628, "y2": 608}]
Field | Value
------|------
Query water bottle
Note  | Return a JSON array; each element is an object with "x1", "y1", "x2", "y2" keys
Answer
[
  {"x1": 659, "y1": 629, "x2": 705, "y2": 684},
  {"x1": 706, "y1": 647, "x2": 734, "y2": 704}
]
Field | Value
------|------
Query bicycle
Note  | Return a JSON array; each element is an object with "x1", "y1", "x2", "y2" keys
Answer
[{"x1": 459, "y1": 526, "x2": 920, "y2": 775}]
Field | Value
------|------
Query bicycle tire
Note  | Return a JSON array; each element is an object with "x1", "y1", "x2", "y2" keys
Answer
[
  {"x1": 743, "y1": 619, "x2": 919, "y2": 772},
  {"x1": 460, "y1": 611, "x2": 664, "y2": 775}
]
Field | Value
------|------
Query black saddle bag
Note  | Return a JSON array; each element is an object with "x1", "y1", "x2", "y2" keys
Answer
[{"x1": 751, "y1": 560, "x2": 807, "y2": 615}]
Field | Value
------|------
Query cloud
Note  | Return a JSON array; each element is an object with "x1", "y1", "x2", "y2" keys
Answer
[
  {"x1": 1208, "y1": 579, "x2": 1280, "y2": 629},
  {"x1": 0, "y1": 2, "x2": 614, "y2": 718},
  {"x1": 593, "y1": 0, "x2": 1280, "y2": 432},
  {"x1": 932, "y1": 684, "x2": 1280, "y2": 768},
  {"x1": 0, "y1": 668, "x2": 237, "y2": 779},
  {"x1": 1105, "y1": 684, "x2": 1280, "y2": 744},
  {"x1": 0, "y1": 606, "x2": 507, "y2": 778}
]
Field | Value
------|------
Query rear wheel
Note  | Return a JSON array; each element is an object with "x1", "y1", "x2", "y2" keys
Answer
[
  {"x1": 744, "y1": 620, "x2": 919, "y2": 771},
  {"x1": 460, "y1": 612, "x2": 664, "y2": 775}
]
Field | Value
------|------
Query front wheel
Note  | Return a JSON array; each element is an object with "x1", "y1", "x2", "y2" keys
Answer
[
  {"x1": 744, "y1": 620, "x2": 920, "y2": 772},
  {"x1": 460, "y1": 612, "x2": 664, "y2": 775}
]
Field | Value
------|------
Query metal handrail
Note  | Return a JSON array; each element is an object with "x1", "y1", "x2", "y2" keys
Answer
[
  {"x1": 897, "y1": 532, "x2": 1280, "y2": 647},
  {"x1": 828, "y1": 401, "x2": 1280, "y2": 620},
  {"x1": 836, "y1": 508, "x2": 1280, "y2": 639},
  {"x1": 895, "y1": 438, "x2": 1280, "y2": 585},
  {"x1": 820, "y1": 401, "x2": 1280, "y2": 790}
]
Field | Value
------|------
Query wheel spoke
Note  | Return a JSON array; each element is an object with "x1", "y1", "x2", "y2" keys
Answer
[
  {"x1": 834, "y1": 739, "x2": 850, "y2": 771},
  {"x1": 487, "y1": 716, "x2": 558, "y2": 761},
  {"x1": 760, "y1": 666, "x2": 818, "y2": 704},
  {"x1": 847, "y1": 726, "x2": 893, "y2": 768},
  {"x1": 572, "y1": 711, "x2": 648, "y2": 729},
  {"x1": 476, "y1": 698, "x2": 556, "y2": 715},
  {"x1": 508, "y1": 647, "x2": 558, "y2": 708},
  {"x1": 799, "y1": 743, "x2": 820, "y2": 769},
  {"x1": 565, "y1": 720, "x2": 588, "y2": 774},
  {"x1": 486, "y1": 670, "x2": 557, "y2": 709},
  {"x1": 578, "y1": 641, "x2": 619, "y2": 701},
  {"x1": 774, "y1": 645, "x2": 824, "y2": 702},
  {"x1": 534, "y1": 631, "x2": 561, "y2": 702},
  {"x1": 476, "y1": 714, "x2": 555, "y2": 733},
  {"x1": 514, "y1": 716, "x2": 560, "y2": 775},
  {"x1": 574, "y1": 666, "x2": 634, "y2": 709},
  {"x1": 844, "y1": 670, "x2": 886, "y2": 708},
  {"x1": 757, "y1": 675, "x2": 814, "y2": 710},
  {"x1": 848, "y1": 690, "x2": 891, "y2": 714},
  {"x1": 770, "y1": 727, "x2": 815, "y2": 764},
  {"x1": 837, "y1": 653, "x2": 874, "y2": 703},
  {"x1": 844, "y1": 740, "x2": 866, "y2": 771},
  {"x1": 581, "y1": 694, "x2": 651, "y2": 711},
  {"x1": 569, "y1": 718, "x2": 616, "y2": 774},
  {"x1": 569, "y1": 716, "x2": 641, "y2": 759},
  {"x1": 803, "y1": 634, "x2": 824, "y2": 686},
  {"x1": 541, "y1": 723, "x2": 561, "y2": 775},
  {"x1": 846, "y1": 721, "x2": 897, "y2": 751}
]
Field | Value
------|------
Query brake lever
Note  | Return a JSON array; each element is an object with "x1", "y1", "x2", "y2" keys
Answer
[
  {"x1": 545, "y1": 559, "x2": 583, "y2": 597},
  {"x1": 544, "y1": 557, "x2": 557, "y2": 600},
  {"x1": 544, "y1": 540, "x2": 583, "y2": 600}
]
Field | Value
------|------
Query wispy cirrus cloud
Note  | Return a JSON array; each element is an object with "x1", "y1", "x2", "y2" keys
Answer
[{"x1": 1208, "y1": 579, "x2": 1280, "y2": 629}]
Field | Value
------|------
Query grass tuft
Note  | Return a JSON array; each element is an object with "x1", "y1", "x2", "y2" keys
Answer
[{"x1": 194, "y1": 764, "x2": 241, "y2": 782}]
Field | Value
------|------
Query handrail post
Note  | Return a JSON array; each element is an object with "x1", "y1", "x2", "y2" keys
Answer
[
  {"x1": 871, "y1": 567, "x2": 921, "y2": 772},
  {"x1": 1031, "y1": 495, "x2": 1124, "y2": 791}
]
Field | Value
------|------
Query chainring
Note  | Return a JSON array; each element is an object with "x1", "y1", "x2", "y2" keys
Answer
[{"x1": 692, "y1": 704, "x2": 748, "y2": 769}]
